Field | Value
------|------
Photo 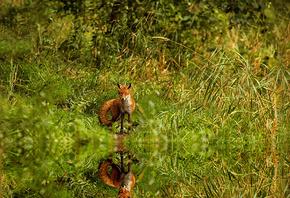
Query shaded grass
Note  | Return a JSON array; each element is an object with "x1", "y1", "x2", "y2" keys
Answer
[
  {"x1": 0, "y1": 3, "x2": 289, "y2": 197},
  {"x1": 1, "y1": 43, "x2": 289, "y2": 196}
]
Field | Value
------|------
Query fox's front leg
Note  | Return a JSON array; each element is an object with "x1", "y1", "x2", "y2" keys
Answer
[
  {"x1": 120, "y1": 153, "x2": 125, "y2": 172},
  {"x1": 128, "y1": 114, "x2": 132, "y2": 132},
  {"x1": 128, "y1": 154, "x2": 132, "y2": 171},
  {"x1": 120, "y1": 114, "x2": 125, "y2": 134}
]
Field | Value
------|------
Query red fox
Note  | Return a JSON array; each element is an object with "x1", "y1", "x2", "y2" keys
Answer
[
  {"x1": 98, "y1": 154, "x2": 135, "y2": 198},
  {"x1": 98, "y1": 83, "x2": 135, "y2": 133}
]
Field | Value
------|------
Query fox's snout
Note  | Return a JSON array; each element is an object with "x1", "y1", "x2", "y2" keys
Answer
[{"x1": 120, "y1": 95, "x2": 129, "y2": 101}]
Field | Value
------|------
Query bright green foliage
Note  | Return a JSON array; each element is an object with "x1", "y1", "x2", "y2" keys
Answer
[{"x1": 0, "y1": 0, "x2": 289, "y2": 197}]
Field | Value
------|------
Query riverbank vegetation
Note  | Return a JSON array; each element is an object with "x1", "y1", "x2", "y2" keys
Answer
[{"x1": 0, "y1": 0, "x2": 289, "y2": 197}]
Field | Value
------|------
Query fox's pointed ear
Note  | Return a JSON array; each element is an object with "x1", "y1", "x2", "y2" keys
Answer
[
  {"x1": 117, "y1": 83, "x2": 121, "y2": 89},
  {"x1": 127, "y1": 83, "x2": 132, "y2": 89}
]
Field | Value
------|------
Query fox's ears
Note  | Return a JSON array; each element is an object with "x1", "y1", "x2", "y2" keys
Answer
[{"x1": 117, "y1": 83, "x2": 131, "y2": 89}]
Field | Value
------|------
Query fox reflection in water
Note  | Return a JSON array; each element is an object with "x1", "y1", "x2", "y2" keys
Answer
[{"x1": 98, "y1": 152, "x2": 135, "y2": 198}]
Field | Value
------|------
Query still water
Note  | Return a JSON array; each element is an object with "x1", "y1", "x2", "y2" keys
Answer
[{"x1": 1, "y1": 126, "x2": 289, "y2": 197}]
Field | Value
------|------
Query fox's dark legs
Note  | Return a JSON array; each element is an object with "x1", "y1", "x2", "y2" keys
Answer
[
  {"x1": 120, "y1": 113, "x2": 132, "y2": 134},
  {"x1": 128, "y1": 114, "x2": 132, "y2": 132},
  {"x1": 128, "y1": 154, "x2": 132, "y2": 171},
  {"x1": 119, "y1": 152, "x2": 132, "y2": 172},
  {"x1": 120, "y1": 152, "x2": 125, "y2": 172}
]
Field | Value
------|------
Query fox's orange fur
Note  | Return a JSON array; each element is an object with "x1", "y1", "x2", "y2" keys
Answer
[
  {"x1": 98, "y1": 83, "x2": 135, "y2": 133},
  {"x1": 98, "y1": 159, "x2": 121, "y2": 188},
  {"x1": 98, "y1": 155, "x2": 135, "y2": 198}
]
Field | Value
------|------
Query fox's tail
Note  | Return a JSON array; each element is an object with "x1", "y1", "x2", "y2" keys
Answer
[
  {"x1": 98, "y1": 99, "x2": 118, "y2": 127},
  {"x1": 98, "y1": 159, "x2": 121, "y2": 188}
]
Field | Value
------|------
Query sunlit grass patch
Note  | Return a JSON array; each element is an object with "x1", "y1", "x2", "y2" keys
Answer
[{"x1": 0, "y1": 1, "x2": 289, "y2": 197}]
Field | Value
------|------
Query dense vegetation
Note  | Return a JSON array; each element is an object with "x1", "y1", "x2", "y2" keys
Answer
[{"x1": 0, "y1": 0, "x2": 289, "y2": 197}]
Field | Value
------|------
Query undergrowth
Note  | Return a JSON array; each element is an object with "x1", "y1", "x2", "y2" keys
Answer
[{"x1": 0, "y1": 0, "x2": 289, "y2": 197}]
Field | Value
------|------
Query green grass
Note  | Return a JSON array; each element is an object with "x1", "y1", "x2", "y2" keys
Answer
[
  {"x1": 1, "y1": 44, "x2": 289, "y2": 197},
  {"x1": 1, "y1": 46, "x2": 289, "y2": 197},
  {"x1": 0, "y1": 1, "x2": 289, "y2": 197}
]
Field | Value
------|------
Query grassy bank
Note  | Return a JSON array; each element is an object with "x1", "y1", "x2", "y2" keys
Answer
[{"x1": 0, "y1": 1, "x2": 289, "y2": 197}]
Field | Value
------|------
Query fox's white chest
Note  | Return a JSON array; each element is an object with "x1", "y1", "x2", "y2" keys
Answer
[
  {"x1": 121, "y1": 172, "x2": 133, "y2": 191},
  {"x1": 120, "y1": 96, "x2": 132, "y2": 114}
]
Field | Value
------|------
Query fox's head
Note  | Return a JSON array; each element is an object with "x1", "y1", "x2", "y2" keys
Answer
[
  {"x1": 118, "y1": 187, "x2": 131, "y2": 198},
  {"x1": 117, "y1": 83, "x2": 132, "y2": 101}
]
